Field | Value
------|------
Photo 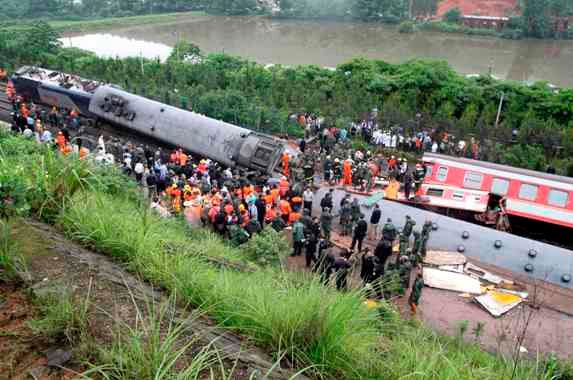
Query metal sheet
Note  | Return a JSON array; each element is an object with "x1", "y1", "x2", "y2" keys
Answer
[{"x1": 423, "y1": 267, "x2": 482, "y2": 294}]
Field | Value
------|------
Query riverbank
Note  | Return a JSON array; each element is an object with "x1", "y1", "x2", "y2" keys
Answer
[{"x1": 4, "y1": 11, "x2": 207, "y2": 34}]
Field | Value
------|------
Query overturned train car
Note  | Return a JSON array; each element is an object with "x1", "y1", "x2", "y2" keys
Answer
[
  {"x1": 89, "y1": 86, "x2": 284, "y2": 173},
  {"x1": 11, "y1": 66, "x2": 285, "y2": 174}
]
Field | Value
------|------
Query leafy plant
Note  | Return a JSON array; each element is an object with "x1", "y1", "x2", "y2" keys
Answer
[{"x1": 242, "y1": 227, "x2": 290, "y2": 266}]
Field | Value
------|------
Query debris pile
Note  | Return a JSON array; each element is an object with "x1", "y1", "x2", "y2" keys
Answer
[{"x1": 422, "y1": 250, "x2": 528, "y2": 317}]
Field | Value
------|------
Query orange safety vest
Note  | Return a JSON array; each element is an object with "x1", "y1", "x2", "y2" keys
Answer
[
  {"x1": 288, "y1": 211, "x2": 301, "y2": 225},
  {"x1": 279, "y1": 179, "x2": 289, "y2": 197},
  {"x1": 271, "y1": 188, "x2": 280, "y2": 204},
  {"x1": 179, "y1": 153, "x2": 188, "y2": 167},
  {"x1": 79, "y1": 147, "x2": 89, "y2": 160},
  {"x1": 265, "y1": 207, "x2": 276, "y2": 222},
  {"x1": 264, "y1": 194, "x2": 274, "y2": 206},
  {"x1": 279, "y1": 199, "x2": 291, "y2": 216},
  {"x1": 57, "y1": 133, "x2": 66, "y2": 149},
  {"x1": 62, "y1": 144, "x2": 73, "y2": 156}
]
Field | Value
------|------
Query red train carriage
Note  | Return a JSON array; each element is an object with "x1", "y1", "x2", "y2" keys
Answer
[{"x1": 415, "y1": 153, "x2": 573, "y2": 232}]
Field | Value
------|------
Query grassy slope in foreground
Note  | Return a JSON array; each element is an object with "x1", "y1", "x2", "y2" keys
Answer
[{"x1": 0, "y1": 132, "x2": 562, "y2": 379}]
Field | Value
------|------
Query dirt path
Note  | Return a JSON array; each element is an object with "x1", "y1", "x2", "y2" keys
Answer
[{"x1": 6, "y1": 220, "x2": 307, "y2": 379}]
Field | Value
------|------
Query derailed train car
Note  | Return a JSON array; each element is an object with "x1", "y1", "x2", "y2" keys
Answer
[
  {"x1": 11, "y1": 66, "x2": 100, "y2": 116},
  {"x1": 89, "y1": 86, "x2": 284, "y2": 173},
  {"x1": 11, "y1": 67, "x2": 285, "y2": 174}
]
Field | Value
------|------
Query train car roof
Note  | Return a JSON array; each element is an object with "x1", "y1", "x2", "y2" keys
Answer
[
  {"x1": 423, "y1": 153, "x2": 573, "y2": 187},
  {"x1": 13, "y1": 66, "x2": 101, "y2": 94}
]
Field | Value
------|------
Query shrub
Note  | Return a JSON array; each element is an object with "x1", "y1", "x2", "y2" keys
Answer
[
  {"x1": 443, "y1": 7, "x2": 461, "y2": 23},
  {"x1": 243, "y1": 227, "x2": 290, "y2": 266},
  {"x1": 398, "y1": 21, "x2": 416, "y2": 34}
]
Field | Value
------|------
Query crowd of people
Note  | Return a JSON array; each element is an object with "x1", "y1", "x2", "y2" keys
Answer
[{"x1": 5, "y1": 84, "x2": 433, "y2": 313}]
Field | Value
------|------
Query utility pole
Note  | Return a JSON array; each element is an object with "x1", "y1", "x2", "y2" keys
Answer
[
  {"x1": 140, "y1": 52, "x2": 144, "y2": 76},
  {"x1": 495, "y1": 92, "x2": 505, "y2": 128}
]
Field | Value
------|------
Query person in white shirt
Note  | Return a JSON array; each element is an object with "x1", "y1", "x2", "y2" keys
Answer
[{"x1": 303, "y1": 188, "x2": 314, "y2": 215}]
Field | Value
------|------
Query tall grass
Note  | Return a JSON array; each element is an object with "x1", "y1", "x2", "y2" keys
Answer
[
  {"x1": 0, "y1": 220, "x2": 26, "y2": 281},
  {"x1": 28, "y1": 286, "x2": 91, "y2": 345},
  {"x1": 84, "y1": 296, "x2": 229, "y2": 380}
]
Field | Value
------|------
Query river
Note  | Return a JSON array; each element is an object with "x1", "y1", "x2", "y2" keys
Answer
[{"x1": 63, "y1": 15, "x2": 573, "y2": 87}]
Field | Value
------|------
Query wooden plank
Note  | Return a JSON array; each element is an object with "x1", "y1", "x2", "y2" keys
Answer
[{"x1": 423, "y1": 250, "x2": 467, "y2": 266}]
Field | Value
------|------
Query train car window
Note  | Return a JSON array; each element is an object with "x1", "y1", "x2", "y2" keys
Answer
[
  {"x1": 548, "y1": 189, "x2": 568, "y2": 208},
  {"x1": 518, "y1": 184, "x2": 538, "y2": 201},
  {"x1": 436, "y1": 167, "x2": 448, "y2": 182},
  {"x1": 452, "y1": 192, "x2": 464, "y2": 200},
  {"x1": 463, "y1": 171, "x2": 484, "y2": 189},
  {"x1": 254, "y1": 148, "x2": 271, "y2": 161},
  {"x1": 491, "y1": 178, "x2": 509, "y2": 196},
  {"x1": 427, "y1": 188, "x2": 444, "y2": 197},
  {"x1": 425, "y1": 165, "x2": 433, "y2": 178}
]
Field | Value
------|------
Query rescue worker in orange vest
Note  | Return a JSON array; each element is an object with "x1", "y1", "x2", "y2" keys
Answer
[
  {"x1": 62, "y1": 144, "x2": 73, "y2": 156},
  {"x1": 271, "y1": 185, "x2": 280, "y2": 204},
  {"x1": 56, "y1": 131, "x2": 67, "y2": 152},
  {"x1": 288, "y1": 209, "x2": 301, "y2": 225},
  {"x1": 279, "y1": 176, "x2": 290, "y2": 198},
  {"x1": 291, "y1": 194, "x2": 303, "y2": 211},
  {"x1": 282, "y1": 152, "x2": 290, "y2": 178},
  {"x1": 264, "y1": 190, "x2": 274, "y2": 207},
  {"x1": 279, "y1": 198, "x2": 292, "y2": 224},
  {"x1": 239, "y1": 205, "x2": 249, "y2": 228},
  {"x1": 171, "y1": 185, "x2": 182, "y2": 214},
  {"x1": 265, "y1": 205, "x2": 277, "y2": 224},
  {"x1": 79, "y1": 146, "x2": 89, "y2": 160},
  {"x1": 343, "y1": 159, "x2": 353, "y2": 186},
  {"x1": 179, "y1": 150, "x2": 188, "y2": 167}
]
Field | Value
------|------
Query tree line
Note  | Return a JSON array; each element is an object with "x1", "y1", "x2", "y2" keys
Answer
[
  {"x1": 1, "y1": 0, "x2": 571, "y2": 38},
  {"x1": 1, "y1": 23, "x2": 573, "y2": 175}
]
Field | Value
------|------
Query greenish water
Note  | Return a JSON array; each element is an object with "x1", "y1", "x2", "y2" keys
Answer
[{"x1": 64, "y1": 15, "x2": 573, "y2": 87}]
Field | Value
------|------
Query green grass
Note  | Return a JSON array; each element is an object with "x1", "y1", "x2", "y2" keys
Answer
[
  {"x1": 28, "y1": 288, "x2": 90, "y2": 345},
  {"x1": 0, "y1": 131, "x2": 568, "y2": 379},
  {"x1": 0, "y1": 220, "x2": 27, "y2": 281},
  {"x1": 2, "y1": 12, "x2": 207, "y2": 34}
]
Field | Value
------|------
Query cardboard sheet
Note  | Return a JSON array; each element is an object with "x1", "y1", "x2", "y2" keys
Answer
[
  {"x1": 424, "y1": 251, "x2": 467, "y2": 266},
  {"x1": 423, "y1": 267, "x2": 482, "y2": 294}
]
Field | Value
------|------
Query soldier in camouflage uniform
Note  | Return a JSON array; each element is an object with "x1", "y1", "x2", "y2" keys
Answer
[
  {"x1": 421, "y1": 219, "x2": 433, "y2": 257},
  {"x1": 339, "y1": 200, "x2": 352, "y2": 236},
  {"x1": 350, "y1": 198, "x2": 361, "y2": 225},
  {"x1": 320, "y1": 207, "x2": 333, "y2": 241},
  {"x1": 399, "y1": 215, "x2": 416, "y2": 258}
]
